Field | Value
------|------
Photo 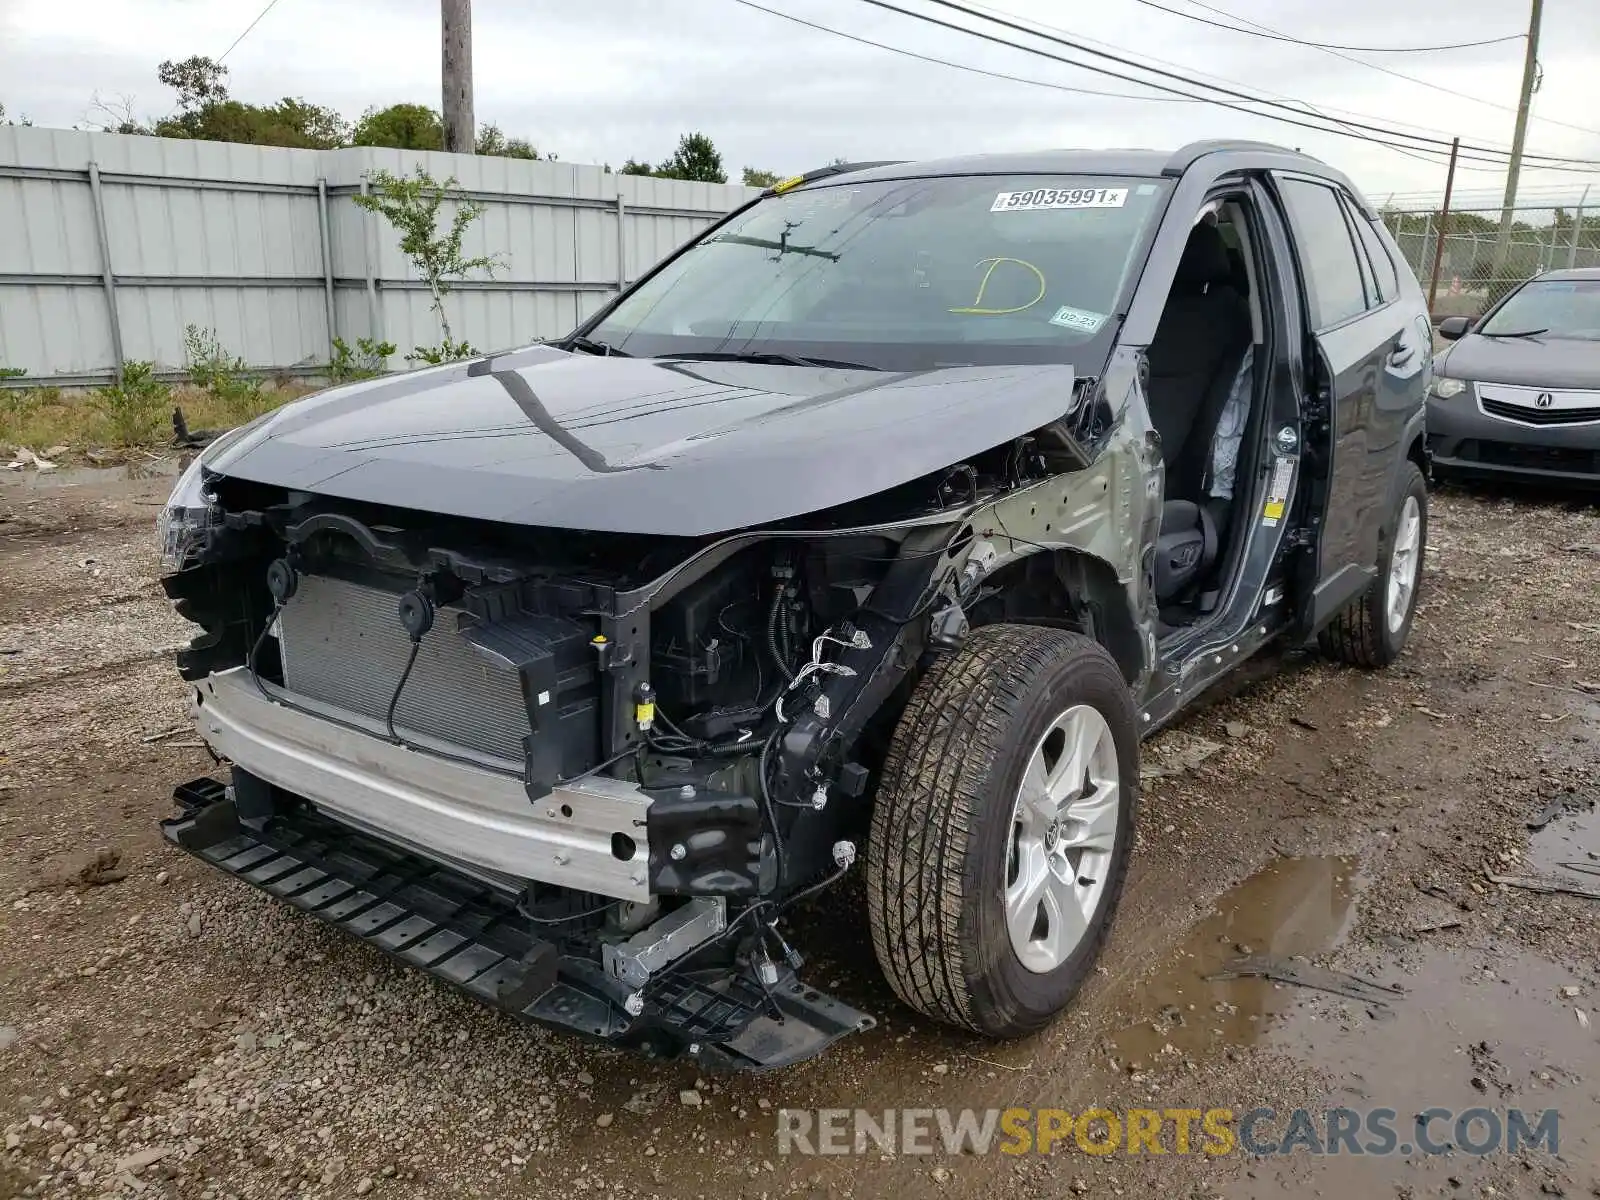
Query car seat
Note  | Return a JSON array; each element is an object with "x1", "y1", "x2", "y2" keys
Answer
[{"x1": 1147, "y1": 221, "x2": 1252, "y2": 608}]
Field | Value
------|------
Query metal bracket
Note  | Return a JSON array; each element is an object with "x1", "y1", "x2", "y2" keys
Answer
[{"x1": 603, "y1": 897, "x2": 727, "y2": 988}]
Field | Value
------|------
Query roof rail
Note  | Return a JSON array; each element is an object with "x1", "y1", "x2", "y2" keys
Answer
[
  {"x1": 1161, "y1": 139, "x2": 1311, "y2": 177},
  {"x1": 766, "y1": 160, "x2": 908, "y2": 195}
]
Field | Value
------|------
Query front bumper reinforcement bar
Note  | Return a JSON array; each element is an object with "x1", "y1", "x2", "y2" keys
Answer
[{"x1": 162, "y1": 777, "x2": 875, "y2": 1070}]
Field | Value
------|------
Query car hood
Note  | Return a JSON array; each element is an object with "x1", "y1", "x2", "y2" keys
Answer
[
  {"x1": 209, "y1": 345, "x2": 1081, "y2": 536},
  {"x1": 1435, "y1": 333, "x2": 1600, "y2": 390}
]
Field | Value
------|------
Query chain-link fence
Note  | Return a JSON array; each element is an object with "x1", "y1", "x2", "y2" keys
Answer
[{"x1": 1377, "y1": 195, "x2": 1600, "y2": 319}]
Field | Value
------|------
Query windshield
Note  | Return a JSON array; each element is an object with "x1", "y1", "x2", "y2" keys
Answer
[
  {"x1": 584, "y1": 174, "x2": 1172, "y2": 371},
  {"x1": 1479, "y1": 277, "x2": 1600, "y2": 341}
]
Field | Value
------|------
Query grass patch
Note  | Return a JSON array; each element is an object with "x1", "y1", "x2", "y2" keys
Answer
[
  {"x1": 1, "y1": 377, "x2": 315, "y2": 460},
  {"x1": 4, "y1": 328, "x2": 330, "y2": 461},
  {"x1": 89, "y1": 362, "x2": 171, "y2": 447}
]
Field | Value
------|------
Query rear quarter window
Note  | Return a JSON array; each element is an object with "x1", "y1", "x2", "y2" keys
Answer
[{"x1": 1346, "y1": 200, "x2": 1400, "y2": 304}]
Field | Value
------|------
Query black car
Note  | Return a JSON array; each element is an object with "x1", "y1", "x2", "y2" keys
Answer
[
  {"x1": 1428, "y1": 267, "x2": 1600, "y2": 487},
  {"x1": 157, "y1": 141, "x2": 1431, "y2": 1069}
]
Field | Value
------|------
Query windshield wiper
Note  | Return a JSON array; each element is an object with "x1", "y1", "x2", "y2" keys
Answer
[
  {"x1": 1481, "y1": 327, "x2": 1549, "y2": 339},
  {"x1": 562, "y1": 335, "x2": 630, "y2": 357},
  {"x1": 654, "y1": 350, "x2": 882, "y2": 371}
]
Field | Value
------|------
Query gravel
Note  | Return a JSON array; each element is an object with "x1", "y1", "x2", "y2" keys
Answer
[{"x1": 2, "y1": 474, "x2": 1595, "y2": 1200}]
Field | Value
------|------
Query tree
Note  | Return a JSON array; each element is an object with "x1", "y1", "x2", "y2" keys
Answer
[
  {"x1": 475, "y1": 122, "x2": 538, "y2": 159},
  {"x1": 352, "y1": 103, "x2": 443, "y2": 150},
  {"x1": 741, "y1": 167, "x2": 781, "y2": 188},
  {"x1": 154, "y1": 97, "x2": 347, "y2": 149},
  {"x1": 85, "y1": 92, "x2": 147, "y2": 135},
  {"x1": 157, "y1": 56, "x2": 229, "y2": 117},
  {"x1": 656, "y1": 132, "x2": 726, "y2": 183},
  {"x1": 151, "y1": 55, "x2": 346, "y2": 147},
  {"x1": 619, "y1": 158, "x2": 655, "y2": 176},
  {"x1": 352, "y1": 167, "x2": 500, "y2": 359},
  {"x1": 269, "y1": 98, "x2": 348, "y2": 148}
]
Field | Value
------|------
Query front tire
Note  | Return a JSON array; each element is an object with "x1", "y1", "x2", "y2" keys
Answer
[
  {"x1": 1318, "y1": 460, "x2": 1428, "y2": 668},
  {"x1": 866, "y1": 625, "x2": 1138, "y2": 1038}
]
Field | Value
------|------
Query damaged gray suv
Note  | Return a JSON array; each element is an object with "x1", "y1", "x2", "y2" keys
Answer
[{"x1": 158, "y1": 141, "x2": 1431, "y2": 1069}]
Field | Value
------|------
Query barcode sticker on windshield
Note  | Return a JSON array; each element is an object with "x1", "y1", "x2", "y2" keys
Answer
[{"x1": 992, "y1": 187, "x2": 1128, "y2": 212}]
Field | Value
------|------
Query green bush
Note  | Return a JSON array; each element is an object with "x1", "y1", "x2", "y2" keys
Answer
[
  {"x1": 329, "y1": 336, "x2": 396, "y2": 382},
  {"x1": 184, "y1": 325, "x2": 269, "y2": 418},
  {"x1": 0, "y1": 387, "x2": 42, "y2": 442},
  {"x1": 405, "y1": 338, "x2": 478, "y2": 366},
  {"x1": 89, "y1": 362, "x2": 171, "y2": 446}
]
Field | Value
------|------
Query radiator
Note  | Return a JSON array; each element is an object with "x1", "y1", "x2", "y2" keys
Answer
[{"x1": 277, "y1": 575, "x2": 532, "y2": 764}]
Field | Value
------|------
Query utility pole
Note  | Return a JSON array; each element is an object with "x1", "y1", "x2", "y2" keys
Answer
[
  {"x1": 1427, "y1": 138, "x2": 1459, "y2": 315},
  {"x1": 442, "y1": 0, "x2": 475, "y2": 154},
  {"x1": 1490, "y1": 0, "x2": 1542, "y2": 272}
]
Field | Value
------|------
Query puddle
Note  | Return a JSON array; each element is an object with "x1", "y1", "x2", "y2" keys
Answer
[
  {"x1": 1527, "y1": 799, "x2": 1600, "y2": 887},
  {"x1": 0, "y1": 459, "x2": 178, "y2": 489},
  {"x1": 1109, "y1": 856, "x2": 1359, "y2": 1070},
  {"x1": 1231, "y1": 943, "x2": 1599, "y2": 1198}
]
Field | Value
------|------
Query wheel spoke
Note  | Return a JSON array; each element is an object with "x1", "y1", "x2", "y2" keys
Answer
[
  {"x1": 1036, "y1": 873, "x2": 1088, "y2": 966},
  {"x1": 1056, "y1": 710, "x2": 1100, "y2": 800},
  {"x1": 1018, "y1": 755, "x2": 1057, "y2": 829},
  {"x1": 1005, "y1": 840, "x2": 1050, "y2": 951},
  {"x1": 1041, "y1": 711, "x2": 1084, "y2": 802},
  {"x1": 1060, "y1": 780, "x2": 1120, "y2": 854}
]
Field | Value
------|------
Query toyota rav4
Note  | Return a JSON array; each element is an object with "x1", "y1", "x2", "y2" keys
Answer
[{"x1": 158, "y1": 141, "x2": 1431, "y2": 1070}]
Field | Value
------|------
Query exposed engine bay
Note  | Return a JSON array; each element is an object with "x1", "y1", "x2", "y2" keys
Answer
[{"x1": 159, "y1": 405, "x2": 1150, "y2": 1068}]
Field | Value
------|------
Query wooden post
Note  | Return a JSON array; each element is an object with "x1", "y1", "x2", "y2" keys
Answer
[
  {"x1": 442, "y1": 0, "x2": 475, "y2": 154},
  {"x1": 1427, "y1": 138, "x2": 1459, "y2": 318}
]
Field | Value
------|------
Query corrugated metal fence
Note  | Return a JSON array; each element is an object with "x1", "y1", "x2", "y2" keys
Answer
[{"x1": 0, "y1": 127, "x2": 757, "y2": 386}]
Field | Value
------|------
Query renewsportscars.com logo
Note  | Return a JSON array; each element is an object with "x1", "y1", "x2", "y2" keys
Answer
[{"x1": 775, "y1": 1107, "x2": 1562, "y2": 1158}]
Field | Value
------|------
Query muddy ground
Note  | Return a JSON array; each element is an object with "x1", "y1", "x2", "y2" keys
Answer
[{"x1": 0, "y1": 467, "x2": 1596, "y2": 1200}]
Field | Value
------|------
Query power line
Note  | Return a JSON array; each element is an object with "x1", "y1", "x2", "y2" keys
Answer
[
  {"x1": 734, "y1": 0, "x2": 1502, "y2": 176},
  {"x1": 858, "y1": 0, "x2": 1600, "y2": 170},
  {"x1": 926, "y1": 0, "x2": 1600, "y2": 164},
  {"x1": 1128, "y1": 0, "x2": 1523, "y2": 54},
  {"x1": 959, "y1": 0, "x2": 1515, "y2": 150},
  {"x1": 218, "y1": 0, "x2": 285, "y2": 63},
  {"x1": 1120, "y1": 1, "x2": 1572, "y2": 177},
  {"x1": 1168, "y1": 0, "x2": 1600, "y2": 140},
  {"x1": 853, "y1": 0, "x2": 1474, "y2": 170},
  {"x1": 728, "y1": 0, "x2": 1191, "y2": 103},
  {"x1": 953, "y1": 0, "x2": 1526, "y2": 177},
  {"x1": 953, "y1": 0, "x2": 1600, "y2": 173}
]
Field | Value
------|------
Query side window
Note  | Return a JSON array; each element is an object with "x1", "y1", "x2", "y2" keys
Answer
[
  {"x1": 1345, "y1": 197, "x2": 1400, "y2": 306},
  {"x1": 1278, "y1": 179, "x2": 1368, "y2": 329},
  {"x1": 1342, "y1": 201, "x2": 1380, "y2": 308}
]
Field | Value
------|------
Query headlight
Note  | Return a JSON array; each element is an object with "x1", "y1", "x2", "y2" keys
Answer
[
  {"x1": 157, "y1": 454, "x2": 221, "y2": 572},
  {"x1": 155, "y1": 416, "x2": 265, "y2": 570},
  {"x1": 1431, "y1": 376, "x2": 1467, "y2": 399}
]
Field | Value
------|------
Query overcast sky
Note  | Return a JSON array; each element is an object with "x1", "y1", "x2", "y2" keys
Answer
[{"x1": 4, "y1": 0, "x2": 1599, "y2": 205}]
